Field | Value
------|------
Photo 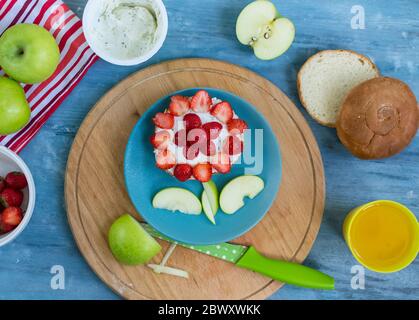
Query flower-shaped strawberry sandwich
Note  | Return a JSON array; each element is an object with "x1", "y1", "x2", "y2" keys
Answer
[{"x1": 150, "y1": 90, "x2": 248, "y2": 182}]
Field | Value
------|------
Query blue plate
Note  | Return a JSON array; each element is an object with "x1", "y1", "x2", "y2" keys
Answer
[{"x1": 124, "y1": 88, "x2": 282, "y2": 245}]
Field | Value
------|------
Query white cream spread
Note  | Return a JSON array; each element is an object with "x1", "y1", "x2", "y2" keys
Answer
[
  {"x1": 154, "y1": 98, "x2": 244, "y2": 177},
  {"x1": 89, "y1": 0, "x2": 161, "y2": 60}
]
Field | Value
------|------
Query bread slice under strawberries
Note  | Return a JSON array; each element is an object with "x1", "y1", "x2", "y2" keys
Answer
[{"x1": 297, "y1": 50, "x2": 380, "y2": 127}]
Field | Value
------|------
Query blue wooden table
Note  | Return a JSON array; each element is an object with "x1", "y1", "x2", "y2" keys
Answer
[{"x1": 0, "y1": 0, "x2": 417, "y2": 300}]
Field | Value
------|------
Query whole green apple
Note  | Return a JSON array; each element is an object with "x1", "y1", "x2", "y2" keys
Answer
[
  {"x1": 0, "y1": 24, "x2": 60, "y2": 84},
  {"x1": 0, "y1": 77, "x2": 30, "y2": 135},
  {"x1": 108, "y1": 214, "x2": 162, "y2": 265}
]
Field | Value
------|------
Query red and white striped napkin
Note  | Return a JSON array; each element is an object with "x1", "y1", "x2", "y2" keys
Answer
[{"x1": 0, "y1": 0, "x2": 98, "y2": 153}]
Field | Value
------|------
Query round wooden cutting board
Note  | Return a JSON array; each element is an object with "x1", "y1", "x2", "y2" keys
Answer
[{"x1": 65, "y1": 58, "x2": 325, "y2": 300}]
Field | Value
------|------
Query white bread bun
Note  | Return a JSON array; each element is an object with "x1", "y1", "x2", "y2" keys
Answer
[{"x1": 297, "y1": 50, "x2": 380, "y2": 127}]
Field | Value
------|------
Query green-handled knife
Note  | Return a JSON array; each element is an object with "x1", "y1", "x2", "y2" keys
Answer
[{"x1": 142, "y1": 223, "x2": 334, "y2": 290}]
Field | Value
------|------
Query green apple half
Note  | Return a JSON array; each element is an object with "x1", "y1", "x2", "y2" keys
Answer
[
  {"x1": 0, "y1": 24, "x2": 60, "y2": 84},
  {"x1": 0, "y1": 77, "x2": 30, "y2": 135},
  {"x1": 201, "y1": 181, "x2": 219, "y2": 225},
  {"x1": 153, "y1": 188, "x2": 202, "y2": 215},
  {"x1": 108, "y1": 214, "x2": 162, "y2": 265},
  {"x1": 220, "y1": 176, "x2": 265, "y2": 214},
  {"x1": 236, "y1": 0, "x2": 295, "y2": 60}
]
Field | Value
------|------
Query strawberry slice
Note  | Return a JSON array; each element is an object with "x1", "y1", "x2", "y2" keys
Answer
[
  {"x1": 223, "y1": 136, "x2": 243, "y2": 155},
  {"x1": 153, "y1": 112, "x2": 174, "y2": 129},
  {"x1": 227, "y1": 119, "x2": 248, "y2": 135},
  {"x1": 187, "y1": 128, "x2": 208, "y2": 146},
  {"x1": 183, "y1": 145, "x2": 200, "y2": 160},
  {"x1": 202, "y1": 141, "x2": 216, "y2": 156},
  {"x1": 174, "y1": 129, "x2": 187, "y2": 147},
  {"x1": 156, "y1": 150, "x2": 176, "y2": 170},
  {"x1": 202, "y1": 122, "x2": 223, "y2": 140},
  {"x1": 211, "y1": 153, "x2": 231, "y2": 174},
  {"x1": 150, "y1": 131, "x2": 171, "y2": 149},
  {"x1": 169, "y1": 95, "x2": 190, "y2": 116},
  {"x1": 1, "y1": 207, "x2": 23, "y2": 227},
  {"x1": 174, "y1": 164, "x2": 193, "y2": 182},
  {"x1": 183, "y1": 114, "x2": 202, "y2": 131},
  {"x1": 210, "y1": 102, "x2": 233, "y2": 123},
  {"x1": 193, "y1": 163, "x2": 213, "y2": 182},
  {"x1": 191, "y1": 90, "x2": 212, "y2": 113}
]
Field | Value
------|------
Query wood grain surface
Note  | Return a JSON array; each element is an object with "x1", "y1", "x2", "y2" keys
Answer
[{"x1": 65, "y1": 59, "x2": 325, "y2": 300}]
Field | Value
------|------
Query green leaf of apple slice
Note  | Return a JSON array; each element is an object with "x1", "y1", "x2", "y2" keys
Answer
[
  {"x1": 152, "y1": 187, "x2": 202, "y2": 215},
  {"x1": 220, "y1": 176, "x2": 265, "y2": 214}
]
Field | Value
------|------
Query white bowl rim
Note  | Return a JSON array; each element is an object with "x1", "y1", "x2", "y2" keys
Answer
[
  {"x1": 82, "y1": 0, "x2": 169, "y2": 66},
  {"x1": 0, "y1": 146, "x2": 36, "y2": 247}
]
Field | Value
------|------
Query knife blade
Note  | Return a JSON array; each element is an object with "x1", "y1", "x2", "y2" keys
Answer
[{"x1": 142, "y1": 223, "x2": 335, "y2": 290}]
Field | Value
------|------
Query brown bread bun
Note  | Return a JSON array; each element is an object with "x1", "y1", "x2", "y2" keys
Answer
[{"x1": 337, "y1": 77, "x2": 418, "y2": 159}]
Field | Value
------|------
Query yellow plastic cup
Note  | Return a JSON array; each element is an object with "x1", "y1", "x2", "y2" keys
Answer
[{"x1": 343, "y1": 200, "x2": 419, "y2": 273}]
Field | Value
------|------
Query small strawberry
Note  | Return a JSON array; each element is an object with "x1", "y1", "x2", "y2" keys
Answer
[
  {"x1": 0, "y1": 188, "x2": 23, "y2": 207},
  {"x1": 202, "y1": 141, "x2": 216, "y2": 156},
  {"x1": 187, "y1": 128, "x2": 208, "y2": 146},
  {"x1": 223, "y1": 136, "x2": 243, "y2": 155},
  {"x1": 210, "y1": 101, "x2": 233, "y2": 123},
  {"x1": 169, "y1": 95, "x2": 190, "y2": 116},
  {"x1": 0, "y1": 177, "x2": 5, "y2": 193},
  {"x1": 202, "y1": 122, "x2": 223, "y2": 140},
  {"x1": 5, "y1": 172, "x2": 28, "y2": 190},
  {"x1": 156, "y1": 150, "x2": 176, "y2": 170},
  {"x1": 227, "y1": 119, "x2": 248, "y2": 135},
  {"x1": 150, "y1": 131, "x2": 171, "y2": 150},
  {"x1": 1, "y1": 207, "x2": 23, "y2": 228},
  {"x1": 183, "y1": 114, "x2": 202, "y2": 131},
  {"x1": 174, "y1": 129, "x2": 187, "y2": 147},
  {"x1": 173, "y1": 164, "x2": 193, "y2": 182},
  {"x1": 193, "y1": 163, "x2": 213, "y2": 182},
  {"x1": 153, "y1": 112, "x2": 174, "y2": 129},
  {"x1": 183, "y1": 145, "x2": 200, "y2": 160},
  {"x1": 211, "y1": 153, "x2": 231, "y2": 174},
  {"x1": 191, "y1": 90, "x2": 212, "y2": 113}
]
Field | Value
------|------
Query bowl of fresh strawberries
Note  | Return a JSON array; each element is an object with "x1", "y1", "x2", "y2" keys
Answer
[{"x1": 0, "y1": 146, "x2": 35, "y2": 247}]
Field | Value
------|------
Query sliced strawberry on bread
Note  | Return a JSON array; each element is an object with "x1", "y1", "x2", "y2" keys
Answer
[
  {"x1": 191, "y1": 90, "x2": 212, "y2": 113},
  {"x1": 156, "y1": 149, "x2": 176, "y2": 170},
  {"x1": 150, "y1": 131, "x2": 171, "y2": 149},
  {"x1": 223, "y1": 136, "x2": 243, "y2": 155},
  {"x1": 227, "y1": 119, "x2": 248, "y2": 134},
  {"x1": 211, "y1": 153, "x2": 231, "y2": 174},
  {"x1": 169, "y1": 95, "x2": 190, "y2": 116},
  {"x1": 202, "y1": 122, "x2": 223, "y2": 139},
  {"x1": 153, "y1": 112, "x2": 174, "y2": 129},
  {"x1": 173, "y1": 164, "x2": 193, "y2": 182},
  {"x1": 211, "y1": 101, "x2": 233, "y2": 123},
  {"x1": 193, "y1": 163, "x2": 213, "y2": 182}
]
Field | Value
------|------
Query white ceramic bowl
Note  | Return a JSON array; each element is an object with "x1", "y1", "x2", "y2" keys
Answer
[
  {"x1": 83, "y1": 0, "x2": 168, "y2": 66},
  {"x1": 0, "y1": 146, "x2": 35, "y2": 247}
]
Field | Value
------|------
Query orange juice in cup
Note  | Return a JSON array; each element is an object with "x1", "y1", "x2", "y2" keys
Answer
[{"x1": 343, "y1": 200, "x2": 419, "y2": 273}]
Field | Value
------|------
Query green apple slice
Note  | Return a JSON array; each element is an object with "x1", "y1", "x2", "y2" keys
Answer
[
  {"x1": 220, "y1": 176, "x2": 265, "y2": 214},
  {"x1": 202, "y1": 192, "x2": 216, "y2": 225},
  {"x1": 153, "y1": 188, "x2": 202, "y2": 215},
  {"x1": 253, "y1": 18, "x2": 295, "y2": 60},
  {"x1": 201, "y1": 181, "x2": 219, "y2": 224},
  {"x1": 108, "y1": 214, "x2": 162, "y2": 265},
  {"x1": 236, "y1": 0, "x2": 278, "y2": 45},
  {"x1": 236, "y1": 0, "x2": 295, "y2": 60}
]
